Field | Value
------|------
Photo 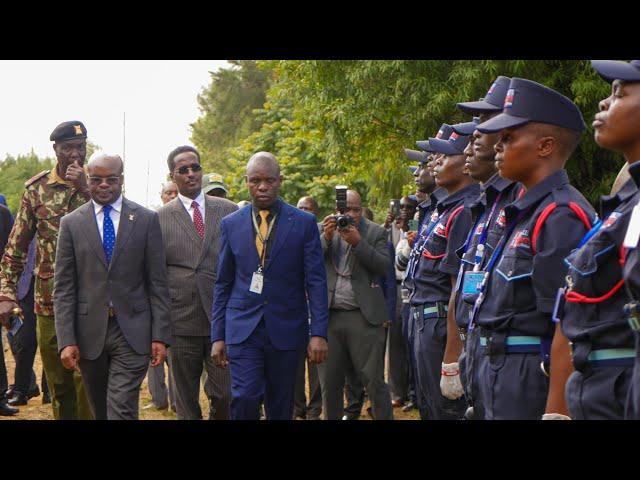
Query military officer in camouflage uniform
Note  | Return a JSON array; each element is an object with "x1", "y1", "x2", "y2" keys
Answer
[{"x1": 0, "y1": 121, "x2": 93, "y2": 420}]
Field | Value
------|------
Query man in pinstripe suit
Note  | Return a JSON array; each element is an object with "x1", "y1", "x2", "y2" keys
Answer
[{"x1": 158, "y1": 146, "x2": 238, "y2": 420}]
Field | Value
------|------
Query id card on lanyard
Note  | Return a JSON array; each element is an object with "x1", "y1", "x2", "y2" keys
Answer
[
  {"x1": 250, "y1": 211, "x2": 277, "y2": 294},
  {"x1": 456, "y1": 193, "x2": 503, "y2": 294},
  {"x1": 467, "y1": 206, "x2": 530, "y2": 331}
]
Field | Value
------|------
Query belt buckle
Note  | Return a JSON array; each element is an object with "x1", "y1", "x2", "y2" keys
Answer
[
  {"x1": 540, "y1": 361, "x2": 550, "y2": 377},
  {"x1": 624, "y1": 302, "x2": 640, "y2": 331}
]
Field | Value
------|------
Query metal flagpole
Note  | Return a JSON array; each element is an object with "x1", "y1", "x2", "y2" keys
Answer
[{"x1": 122, "y1": 112, "x2": 126, "y2": 196}]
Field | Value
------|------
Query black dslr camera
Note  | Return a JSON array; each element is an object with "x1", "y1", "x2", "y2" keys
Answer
[{"x1": 334, "y1": 185, "x2": 355, "y2": 230}]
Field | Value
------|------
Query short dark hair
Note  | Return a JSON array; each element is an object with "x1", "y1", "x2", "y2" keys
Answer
[
  {"x1": 167, "y1": 145, "x2": 200, "y2": 172},
  {"x1": 299, "y1": 196, "x2": 319, "y2": 213},
  {"x1": 362, "y1": 207, "x2": 374, "y2": 221}
]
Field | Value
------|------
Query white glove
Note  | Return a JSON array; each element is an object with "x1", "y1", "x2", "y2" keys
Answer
[
  {"x1": 440, "y1": 362, "x2": 464, "y2": 400},
  {"x1": 541, "y1": 413, "x2": 571, "y2": 420}
]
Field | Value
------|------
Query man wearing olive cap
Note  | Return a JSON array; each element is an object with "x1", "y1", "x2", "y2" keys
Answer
[{"x1": 0, "y1": 121, "x2": 93, "y2": 420}]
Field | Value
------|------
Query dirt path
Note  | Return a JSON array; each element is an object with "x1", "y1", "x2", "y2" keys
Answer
[{"x1": 0, "y1": 337, "x2": 419, "y2": 420}]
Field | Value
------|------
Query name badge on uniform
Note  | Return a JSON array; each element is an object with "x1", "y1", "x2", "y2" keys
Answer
[
  {"x1": 250, "y1": 271, "x2": 264, "y2": 294},
  {"x1": 623, "y1": 203, "x2": 640, "y2": 249},
  {"x1": 462, "y1": 271, "x2": 486, "y2": 295}
]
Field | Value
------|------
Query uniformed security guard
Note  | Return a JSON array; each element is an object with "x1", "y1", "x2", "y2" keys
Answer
[
  {"x1": 0, "y1": 121, "x2": 93, "y2": 420},
  {"x1": 441, "y1": 77, "x2": 523, "y2": 420},
  {"x1": 578, "y1": 59, "x2": 640, "y2": 420},
  {"x1": 407, "y1": 128, "x2": 480, "y2": 420},
  {"x1": 396, "y1": 147, "x2": 444, "y2": 416},
  {"x1": 472, "y1": 78, "x2": 596, "y2": 420},
  {"x1": 397, "y1": 124, "x2": 454, "y2": 419}
]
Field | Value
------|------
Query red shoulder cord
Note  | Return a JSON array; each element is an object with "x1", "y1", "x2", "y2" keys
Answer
[
  {"x1": 530, "y1": 200, "x2": 624, "y2": 305},
  {"x1": 565, "y1": 245, "x2": 626, "y2": 304},
  {"x1": 532, "y1": 202, "x2": 592, "y2": 255}
]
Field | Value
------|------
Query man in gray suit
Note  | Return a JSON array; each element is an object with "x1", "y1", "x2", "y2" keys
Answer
[
  {"x1": 318, "y1": 189, "x2": 394, "y2": 420},
  {"x1": 54, "y1": 153, "x2": 171, "y2": 420},
  {"x1": 158, "y1": 146, "x2": 238, "y2": 420},
  {"x1": 144, "y1": 181, "x2": 179, "y2": 412}
]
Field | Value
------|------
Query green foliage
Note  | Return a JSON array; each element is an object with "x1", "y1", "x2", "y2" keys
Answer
[
  {"x1": 190, "y1": 60, "x2": 271, "y2": 174},
  {"x1": 191, "y1": 60, "x2": 622, "y2": 214},
  {"x1": 0, "y1": 150, "x2": 54, "y2": 214},
  {"x1": 0, "y1": 141, "x2": 101, "y2": 215}
]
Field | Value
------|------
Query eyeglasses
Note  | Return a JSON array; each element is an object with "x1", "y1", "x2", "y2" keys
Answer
[
  {"x1": 89, "y1": 176, "x2": 121, "y2": 186},
  {"x1": 175, "y1": 164, "x2": 202, "y2": 175}
]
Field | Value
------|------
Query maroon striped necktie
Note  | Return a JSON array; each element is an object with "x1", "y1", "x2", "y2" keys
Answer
[{"x1": 192, "y1": 201, "x2": 205, "y2": 238}]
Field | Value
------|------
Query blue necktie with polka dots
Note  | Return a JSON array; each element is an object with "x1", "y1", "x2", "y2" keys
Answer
[{"x1": 102, "y1": 204, "x2": 116, "y2": 264}]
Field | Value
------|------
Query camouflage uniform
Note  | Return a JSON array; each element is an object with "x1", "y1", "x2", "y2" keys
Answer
[{"x1": 0, "y1": 165, "x2": 92, "y2": 419}]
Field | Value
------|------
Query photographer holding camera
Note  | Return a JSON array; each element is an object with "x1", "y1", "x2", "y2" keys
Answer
[{"x1": 318, "y1": 187, "x2": 393, "y2": 420}]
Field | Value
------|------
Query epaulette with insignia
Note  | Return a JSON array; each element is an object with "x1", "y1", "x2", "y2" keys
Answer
[{"x1": 24, "y1": 170, "x2": 50, "y2": 188}]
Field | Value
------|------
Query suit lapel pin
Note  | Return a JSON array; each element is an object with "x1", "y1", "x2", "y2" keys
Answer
[{"x1": 129, "y1": 214, "x2": 135, "y2": 221}]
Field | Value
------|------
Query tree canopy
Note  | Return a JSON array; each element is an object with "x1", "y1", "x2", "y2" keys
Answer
[{"x1": 192, "y1": 61, "x2": 623, "y2": 219}]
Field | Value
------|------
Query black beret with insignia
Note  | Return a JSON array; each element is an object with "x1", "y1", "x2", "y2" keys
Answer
[{"x1": 50, "y1": 121, "x2": 87, "y2": 142}]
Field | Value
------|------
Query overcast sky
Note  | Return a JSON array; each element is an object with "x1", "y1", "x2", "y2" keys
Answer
[{"x1": 0, "y1": 60, "x2": 230, "y2": 207}]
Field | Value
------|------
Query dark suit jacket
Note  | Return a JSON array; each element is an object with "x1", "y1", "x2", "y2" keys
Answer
[
  {"x1": 320, "y1": 217, "x2": 391, "y2": 326},
  {"x1": 157, "y1": 195, "x2": 238, "y2": 337},
  {"x1": 211, "y1": 199, "x2": 329, "y2": 350},
  {"x1": 54, "y1": 197, "x2": 170, "y2": 360}
]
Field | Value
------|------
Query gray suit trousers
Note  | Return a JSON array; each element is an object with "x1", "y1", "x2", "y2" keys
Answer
[
  {"x1": 387, "y1": 286, "x2": 409, "y2": 402},
  {"x1": 147, "y1": 356, "x2": 176, "y2": 411},
  {"x1": 318, "y1": 309, "x2": 393, "y2": 420},
  {"x1": 169, "y1": 335, "x2": 231, "y2": 420},
  {"x1": 294, "y1": 355, "x2": 322, "y2": 418},
  {"x1": 79, "y1": 317, "x2": 150, "y2": 420}
]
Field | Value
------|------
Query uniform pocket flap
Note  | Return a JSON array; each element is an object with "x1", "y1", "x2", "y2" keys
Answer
[
  {"x1": 564, "y1": 242, "x2": 616, "y2": 277},
  {"x1": 496, "y1": 254, "x2": 533, "y2": 282}
]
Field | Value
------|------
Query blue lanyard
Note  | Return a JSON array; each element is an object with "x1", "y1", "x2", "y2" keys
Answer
[
  {"x1": 468, "y1": 207, "x2": 530, "y2": 331},
  {"x1": 460, "y1": 192, "x2": 504, "y2": 269},
  {"x1": 407, "y1": 206, "x2": 452, "y2": 279},
  {"x1": 577, "y1": 218, "x2": 602, "y2": 249},
  {"x1": 484, "y1": 207, "x2": 529, "y2": 273}
]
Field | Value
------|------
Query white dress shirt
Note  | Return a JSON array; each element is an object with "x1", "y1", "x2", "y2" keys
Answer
[
  {"x1": 178, "y1": 190, "x2": 206, "y2": 223},
  {"x1": 92, "y1": 194, "x2": 123, "y2": 241}
]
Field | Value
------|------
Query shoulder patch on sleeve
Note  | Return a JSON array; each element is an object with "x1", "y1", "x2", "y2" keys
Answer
[{"x1": 24, "y1": 170, "x2": 50, "y2": 188}]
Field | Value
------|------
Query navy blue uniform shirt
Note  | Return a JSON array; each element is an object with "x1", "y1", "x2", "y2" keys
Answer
[
  {"x1": 410, "y1": 182, "x2": 481, "y2": 306},
  {"x1": 475, "y1": 170, "x2": 595, "y2": 338},
  {"x1": 403, "y1": 188, "x2": 446, "y2": 297},
  {"x1": 453, "y1": 174, "x2": 522, "y2": 328},
  {"x1": 561, "y1": 162, "x2": 640, "y2": 350},
  {"x1": 417, "y1": 188, "x2": 447, "y2": 231}
]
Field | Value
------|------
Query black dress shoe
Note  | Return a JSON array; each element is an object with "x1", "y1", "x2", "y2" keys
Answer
[
  {"x1": 27, "y1": 386, "x2": 40, "y2": 399},
  {"x1": 42, "y1": 392, "x2": 51, "y2": 405},
  {"x1": 0, "y1": 399, "x2": 19, "y2": 416},
  {"x1": 8, "y1": 392, "x2": 28, "y2": 406}
]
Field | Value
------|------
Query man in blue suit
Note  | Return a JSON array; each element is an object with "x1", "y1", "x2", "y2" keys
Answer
[{"x1": 211, "y1": 152, "x2": 329, "y2": 420}]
